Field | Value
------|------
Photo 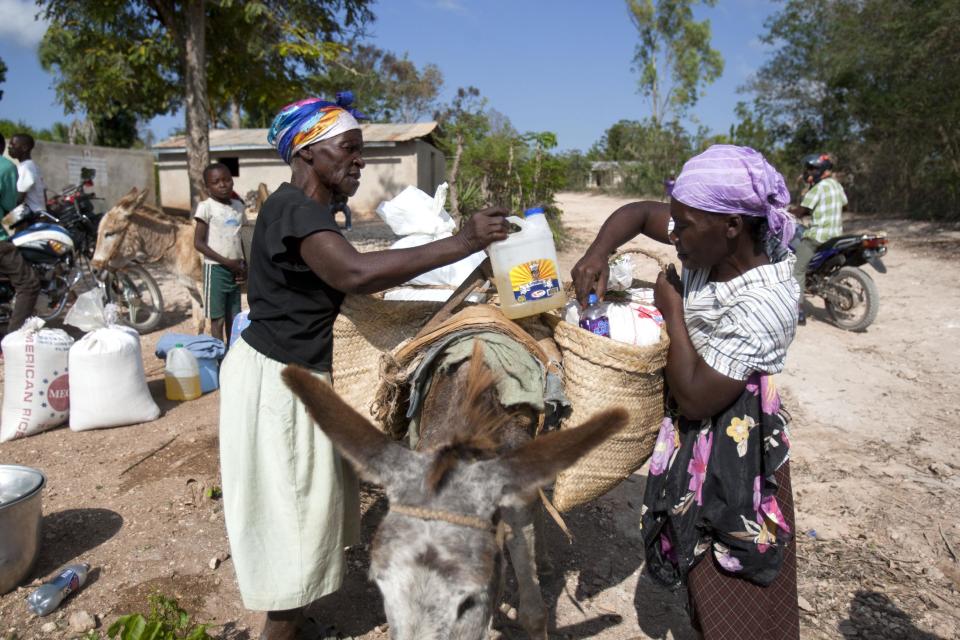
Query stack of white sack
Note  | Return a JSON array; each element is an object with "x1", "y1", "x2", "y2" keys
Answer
[
  {"x1": 376, "y1": 183, "x2": 485, "y2": 300},
  {"x1": 564, "y1": 289, "x2": 663, "y2": 347},
  {"x1": 0, "y1": 318, "x2": 74, "y2": 442},
  {"x1": 64, "y1": 290, "x2": 160, "y2": 430}
]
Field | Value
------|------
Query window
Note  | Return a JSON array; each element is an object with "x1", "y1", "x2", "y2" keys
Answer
[{"x1": 216, "y1": 157, "x2": 240, "y2": 177}]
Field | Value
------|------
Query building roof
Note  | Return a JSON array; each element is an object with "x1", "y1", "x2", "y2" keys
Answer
[
  {"x1": 153, "y1": 122, "x2": 440, "y2": 153},
  {"x1": 590, "y1": 160, "x2": 642, "y2": 171}
]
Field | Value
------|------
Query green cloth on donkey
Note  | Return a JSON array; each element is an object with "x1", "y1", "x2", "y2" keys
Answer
[{"x1": 405, "y1": 331, "x2": 553, "y2": 449}]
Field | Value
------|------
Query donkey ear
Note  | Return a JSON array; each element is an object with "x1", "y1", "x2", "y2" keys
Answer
[
  {"x1": 133, "y1": 188, "x2": 150, "y2": 209},
  {"x1": 496, "y1": 408, "x2": 629, "y2": 507},
  {"x1": 282, "y1": 365, "x2": 414, "y2": 487}
]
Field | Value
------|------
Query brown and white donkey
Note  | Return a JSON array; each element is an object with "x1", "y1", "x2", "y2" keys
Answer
[{"x1": 284, "y1": 343, "x2": 626, "y2": 640}]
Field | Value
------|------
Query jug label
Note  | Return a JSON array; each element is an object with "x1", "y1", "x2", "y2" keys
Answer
[{"x1": 509, "y1": 259, "x2": 561, "y2": 303}]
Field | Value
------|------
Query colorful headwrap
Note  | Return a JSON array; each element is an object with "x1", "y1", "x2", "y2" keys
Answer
[
  {"x1": 267, "y1": 91, "x2": 368, "y2": 164},
  {"x1": 672, "y1": 144, "x2": 796, "y2": 250}
]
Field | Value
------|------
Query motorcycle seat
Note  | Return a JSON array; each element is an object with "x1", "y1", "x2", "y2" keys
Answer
[{"x1": 816, "y1": 234, "x2": 862, "y2": 251}]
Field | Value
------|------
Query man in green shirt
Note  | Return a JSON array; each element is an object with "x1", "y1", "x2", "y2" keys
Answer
[
  {"x1": 789, "y1": 153, "x2": 847, "y2": 324},
  {"x1": 0, "y1": 134, "x2": 17, "y2": 229},
  {"x1": 0, "y1": 133, "x2": 40, "y2": 332}
]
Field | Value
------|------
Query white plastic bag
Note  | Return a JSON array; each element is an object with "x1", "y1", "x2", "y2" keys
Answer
[
  {"x1": 608, "y1": 254, "x2": 635, "y2": 291},
  {"x1": 66, "y1": 294, "x2": 160, "y2": 430},
  {"x1": 63, "y1": 289, "x2": 109, "y2": 333},
  {"x1": 376, "y1": 183, "x2": 454, "y2": 236},
  {"x1": 0, "y1": 318, "x2": 73, "y2": 442},
  {"x1": 375, "y1": 184, "x2": 484, "y2": 287}
]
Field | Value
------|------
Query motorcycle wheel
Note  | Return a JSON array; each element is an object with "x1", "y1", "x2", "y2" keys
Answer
[
  {"x1": 824, "y1": 266, "x2": 880, "y2": 331},
  {"x1": 106, "y1": 264, "x2": 164, "y2": 334}
]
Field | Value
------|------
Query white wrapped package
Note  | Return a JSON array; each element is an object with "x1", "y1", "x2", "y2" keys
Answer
[
  {"x1": 376, "y1": 183, "x2": 484, "y2": 287},
  {"x1": 68, "y1": 324, "x2": 160, "y2": 430},
  {"x1": 0, "y1": 318, "x2": 73, "y2": 442},
  {"x1": 564, "y1": 300, "x2": 663, "y2": 347}
]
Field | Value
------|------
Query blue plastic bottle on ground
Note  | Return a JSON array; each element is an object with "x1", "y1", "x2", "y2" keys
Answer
[
  {"x1": 26, "y1": 563, "x2": 90, "y2": 616},
  {"x1": 579, "y1": 293, "x2": 611, "y2": 337}
]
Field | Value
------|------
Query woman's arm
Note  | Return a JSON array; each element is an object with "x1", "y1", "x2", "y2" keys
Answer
[
  {"x1": 299, "y1": 207, "x2": 509, "y2": 294},
  {"x1": 655, "y1": 266, "x2": 746, "y2": 420},
  {"x1": 571, "y1": 201, "x2": 672, "y2": 306}
]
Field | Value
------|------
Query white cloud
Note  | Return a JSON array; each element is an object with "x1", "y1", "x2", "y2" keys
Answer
[
  {"x1": 0, "y1": 0, "x2": 49, "y2": 49},
  {"x1": 431, "y1": 0, "x2": 467, "y2": 12}
]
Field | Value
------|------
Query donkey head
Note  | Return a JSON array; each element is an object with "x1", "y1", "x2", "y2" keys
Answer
[
  {"x1": 92, "y1": 187, "x2": 150, "y2": 269},
  {"x1": 283, "y1": 363, "x2": 627, "y2": 640}
]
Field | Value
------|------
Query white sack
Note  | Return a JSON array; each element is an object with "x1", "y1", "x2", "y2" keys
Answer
[
  {"x1": 376, "y1": 183, "x2": 485, "y2": 287},
  {"x1": 0, "y1": 318, "x2": 73, "y2": 442},
  {"x1": 68, "y1": 324, "x2": 160, "y2": 430}
]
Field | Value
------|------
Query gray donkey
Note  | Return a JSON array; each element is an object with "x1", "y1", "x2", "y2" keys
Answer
[{"x1": 283, "y1": 346, "x2": 627, "y2": 640}]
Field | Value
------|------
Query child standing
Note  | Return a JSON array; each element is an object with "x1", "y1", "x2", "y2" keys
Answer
[{"x1": 194, "y1": 163, "x2": 246, "y2": 344}]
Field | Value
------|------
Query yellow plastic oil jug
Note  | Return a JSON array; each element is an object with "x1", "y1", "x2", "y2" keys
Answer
[
  {"x1": 487, "y1": 207, "x2": 566, "y2": 319},
  {"x1": 164, "y1": 344, "x2": 202, "y2": 401}
]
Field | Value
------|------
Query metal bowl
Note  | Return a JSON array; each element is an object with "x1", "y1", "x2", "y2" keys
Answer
[{"x1": 0, "y1": 465, "x2": 46, "y2": 594}]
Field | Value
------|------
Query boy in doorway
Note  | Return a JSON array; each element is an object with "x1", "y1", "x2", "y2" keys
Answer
[{"x1": 194, "y1": 163, "x2": 246, "y2": 344}]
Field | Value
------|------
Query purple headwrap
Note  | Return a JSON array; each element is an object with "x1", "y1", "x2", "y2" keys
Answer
[{"x1": 672, "y1": 144, "x2": 796, "y2": 250}]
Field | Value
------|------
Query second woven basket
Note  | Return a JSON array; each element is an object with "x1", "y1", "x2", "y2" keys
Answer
[{"x1": 547, "y1": 296, "x2": 669, "y2": 512}]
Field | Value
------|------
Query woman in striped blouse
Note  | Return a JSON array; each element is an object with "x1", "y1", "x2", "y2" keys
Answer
[{"x1": 572, "y1": 145, "x2": 801, "y2": 639}]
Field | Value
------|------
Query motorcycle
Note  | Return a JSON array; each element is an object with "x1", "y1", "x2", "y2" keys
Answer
[
  {"x1": 45, "y1": 166, "x2": 104, "y2": 260},
  {"x1": 795, "y1": 228, "x2": 888, "y2": 331},
  {"x1": 1, "y1": 170, "x2": 165, "y2": 333}
]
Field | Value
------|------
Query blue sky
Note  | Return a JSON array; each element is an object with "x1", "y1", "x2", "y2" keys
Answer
[{"x1": 0, "y1": 0, "x2": 778, "y2": 152}]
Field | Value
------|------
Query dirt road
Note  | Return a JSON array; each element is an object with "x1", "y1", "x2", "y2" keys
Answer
[{"x1": 1, "y1": 192, "x2": 958, "y2": 639}]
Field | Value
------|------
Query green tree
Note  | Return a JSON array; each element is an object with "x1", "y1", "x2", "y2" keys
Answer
[
  {"x1": 314, "y1": 44, "x2": 443, "y2": 122},
  {"x1": 557, "y1": 150, "x2": 592, "y2": 191},
  {"x1": 589, "y1": 118, "x2": 691, "y2": 195},
  {"x1": 0, "y1": 119, "x2": 70, "y2": 144},
  {"x1": 39, "y1": 1, "x2": 374, "y2": 207},
  {"x1": 627, "y1": 0, "x2": 724, "y2": 125},
  {"x1": 0, "y1": 56, "x2": 7, "y2": 102},
  {"x1": 745, "y1": 0, "x2": 960, "y2": 217},
  {"x1": 433, "y1": 86, "x2": 490, "y2": 218}
]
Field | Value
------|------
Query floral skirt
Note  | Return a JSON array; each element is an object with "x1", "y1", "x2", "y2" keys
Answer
[{"x1": 641, "y1": 373, "x2": 794, "y2": 588}]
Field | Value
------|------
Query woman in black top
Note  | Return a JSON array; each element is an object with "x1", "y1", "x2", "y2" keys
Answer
[{"x1": 219, "y1": 96, "x2": 509, "y2": 640}]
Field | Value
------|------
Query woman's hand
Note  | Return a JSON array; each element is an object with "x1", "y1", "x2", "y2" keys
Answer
[
  {"x1": 456, "y1": 207, "x2": 510, "y2": 253},
  {"x1": 654, "y1": 264, "x2": 683, "y2": 321},
  {"x1": 571, "y1": 250, "x2": 610, "y2": 307}
]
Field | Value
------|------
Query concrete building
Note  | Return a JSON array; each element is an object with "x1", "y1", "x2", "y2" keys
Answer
[
  {"x1": 154, "y1": 123, "x2": 446, "y2": 212},
  {"x1": 588, "y1": 161, "x2": 642, "y2": 190},
  {"x1": 27, "y1": 141, "x2": 156, "y2": 210}
]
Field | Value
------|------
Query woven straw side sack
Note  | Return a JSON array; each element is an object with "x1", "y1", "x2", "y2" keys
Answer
[
  {"x1": 548, "y1": 314, "x2": 668, "y2": 511},
  {"x1": 332, "y1": 293, "x2": 443, "y2": 424},
  {"x1": 548, "y1": 248, "x2": 671, "y2": 511}
]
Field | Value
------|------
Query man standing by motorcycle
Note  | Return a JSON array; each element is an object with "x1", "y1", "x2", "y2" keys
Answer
[
  {"x1": 789, "y1": 153, "x2": 847, "y2": 324},
  {"x1": 9, "y1": 134, "x2": 46, "y2": 214},
  {"x1": 0, "y1": 133, "x2": 40, "y2": 333}
]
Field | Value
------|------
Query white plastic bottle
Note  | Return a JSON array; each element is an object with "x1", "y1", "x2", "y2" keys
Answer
[
  {"x1": 487, "y1": 207, "x2": 566, "y2": 319},
  {"x1": 164, "y1": 344, "x2": 201, "y2": 401},
  {"x1": 26, "y1": 563, "x2": 90, "y2": 616}
]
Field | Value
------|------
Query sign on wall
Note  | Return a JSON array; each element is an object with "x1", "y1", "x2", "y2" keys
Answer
[{"x1": 67, "y1": 154, "x2": 109, "y2": 187}]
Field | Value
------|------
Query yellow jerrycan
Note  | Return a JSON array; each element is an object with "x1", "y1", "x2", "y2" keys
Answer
[
  {"x1": 164, "y1": 344, "x2": 202, "y2": 401},
  {"x1": 486, "y1": 207, "x2": 566, "y2": 319}
]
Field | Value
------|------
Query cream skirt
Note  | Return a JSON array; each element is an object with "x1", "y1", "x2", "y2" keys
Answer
[{"x1": 219, "y1": 337, "x2": 360, "y2": 611}]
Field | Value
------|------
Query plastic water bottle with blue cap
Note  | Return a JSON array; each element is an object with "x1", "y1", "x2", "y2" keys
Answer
[
  {"x1": 26, "y1": 563, "x2": 90, "y2": 616},
  {"x1": 579, "y1": 293, "x2": 611, "y2": 337},
  {"x1": 486, "y1": 206, "x2": 566, "y2": 319}
]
